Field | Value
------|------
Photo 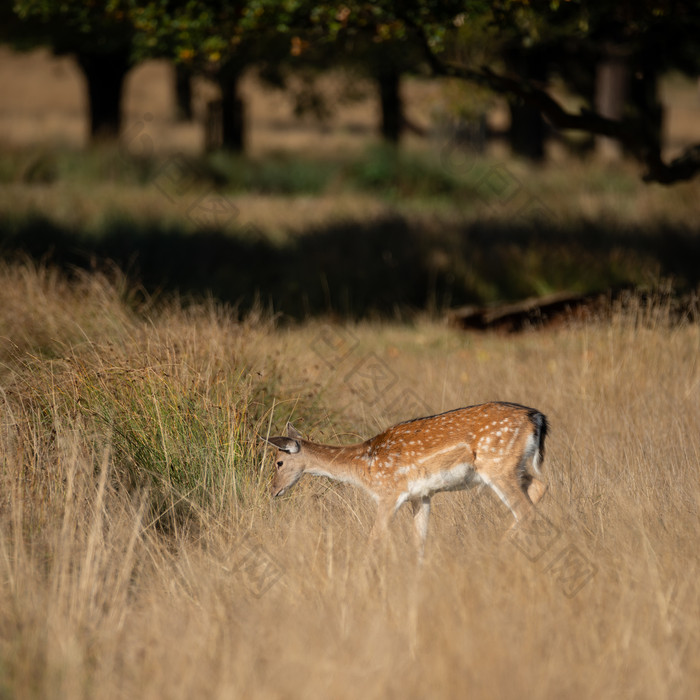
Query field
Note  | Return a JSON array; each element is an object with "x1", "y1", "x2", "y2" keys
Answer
[
  {"x1": 1, "y1": 49, "x2": 700, "y2": 698},
  {"x1": 1, "y1": 263, "x2": 699, "y2": 699},
  {"x1": 3, "y1": 49, "x2": 700, "y2": 319}
]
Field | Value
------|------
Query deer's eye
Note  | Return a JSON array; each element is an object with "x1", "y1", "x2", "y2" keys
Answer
[{"x1": 276, "y1": 461, "x2": 283, "y2": 468}]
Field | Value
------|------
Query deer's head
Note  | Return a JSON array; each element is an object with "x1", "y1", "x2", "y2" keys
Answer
[{"x1": 265, "y1": 423, "x2": 306, "y2": 497}]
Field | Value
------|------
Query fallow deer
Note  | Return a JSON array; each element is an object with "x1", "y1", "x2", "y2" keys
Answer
[{"x1": 265, "y1": 402, "x2": 548, "y2": 555}]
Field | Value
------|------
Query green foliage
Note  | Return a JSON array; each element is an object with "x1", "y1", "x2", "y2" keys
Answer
[
  {"x1": 130, "y1": 1, "x2": 293, "y2": 69},
  {"x1": 8, "y1": 0, "x2": 700, "y2": 168},
  {"x1": 12, "y1": 0, "x2": 136, "y2": 55}
]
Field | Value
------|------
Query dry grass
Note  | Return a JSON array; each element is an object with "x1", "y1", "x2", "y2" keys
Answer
[
  {"x1": 2, "y1": 42, "x2": 699, "y2": 700},
  {"x1": 1, "y1": 262, "x2": 699, "y2": 699}
]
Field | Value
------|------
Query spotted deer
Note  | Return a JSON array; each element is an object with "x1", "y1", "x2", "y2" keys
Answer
[{"x1": 265, "y1": 402, "x2": 548, "y2": 556}]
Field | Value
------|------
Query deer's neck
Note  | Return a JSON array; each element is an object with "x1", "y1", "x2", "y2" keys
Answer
[{"x1": 302, "y1": 440, "x2": 373, "y2": 492}]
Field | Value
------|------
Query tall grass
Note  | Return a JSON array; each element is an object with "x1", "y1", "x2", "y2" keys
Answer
[{"x1": 1, "y1": 262, "x2": 699, "y2": 698}]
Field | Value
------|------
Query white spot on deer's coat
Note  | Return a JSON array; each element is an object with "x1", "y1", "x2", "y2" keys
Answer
[{"x1": 396, "y1": 464, "x2": 415, "y2": 476}]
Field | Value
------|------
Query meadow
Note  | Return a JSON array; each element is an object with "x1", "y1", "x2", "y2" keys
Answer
[
  {"x1": 2, "y1": 48, "x2": 700, "y2": 318},
  {"x1": 1, "y1": 49, "x2": 700, "y2": 699},
  {"x1": 1, "y1": 261, "x2": 699, "y2": 699}
]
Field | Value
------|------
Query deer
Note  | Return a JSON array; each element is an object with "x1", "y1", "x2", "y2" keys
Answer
[{"x1": 264, "y1": 402, "x2": 548, "y2": 557}]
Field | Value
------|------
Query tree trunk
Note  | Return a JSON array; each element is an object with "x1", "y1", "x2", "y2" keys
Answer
[
  {"x1": 205, "y1": 100, "x2": 223, "y2": 151},
  {"x1": 506, "y1": 51, "x2": 547, "y2": 161},
  {"x1": 595, "y1": 45, "x2": 629, "y2": 161},
  {"x1": 76, "y1": 49, "x2": 131, "y2": 142},
  {"x1": 220, "y1": 70, "x2": 245, "y2": 152},
  {"x1": 175, "y1": 64, "x2": 193, "y2": 122},
  {"x1": 378, "y1": 68, "x2": 402, "y2": 143},
  {"x1": 509, "y1": 99, "x2": 546, "y2": 161},
  {"x1": 629, "y1": 53, "x2": 663, "y2": 157}
]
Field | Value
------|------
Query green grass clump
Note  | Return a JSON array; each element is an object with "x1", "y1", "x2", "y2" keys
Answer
[
  {"x1": 204, "y1": 151, "x2": 338, "y2": 195},
  {"x1": 0, "y1": 146, "x2": 159, "y2": 186},
  {"x1": 0, "y1": 263, "x2": 279, "y2": 531},
  {"x1": 73, "y1": 362, "x2": 257, "y2": 528},
  {"x1": 350, "y1": 144, "x2": 465, "y2": 198},
  {"x1": 0, "y1": 146, "x2": 469, "y2": 198}
]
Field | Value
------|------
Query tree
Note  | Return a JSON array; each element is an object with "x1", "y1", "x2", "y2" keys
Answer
[
  {"x1": 9, "y1": 1, "x2": 295, "y2": 151},
  {"x1": 291, "y1": 3, "x2": 468, "y2": 144},
  {"x1": 349, "y1": 30, "x2": 429, "y2": 143},
  {"x1": 131, "y1": 1, "x2": 295, "y2": 152},
  {"x1": 424, "y1": 0, "x2": 700, "y2": 183},
  {"x1": 174, "y1": 64, "x2": 194, "y2": 122},
  {"x1": 302, "y1": 0, "x2": 700, "y2": 184},
  {"x1": 12, "y1": 1, "x2": 138, "y2": 141}
]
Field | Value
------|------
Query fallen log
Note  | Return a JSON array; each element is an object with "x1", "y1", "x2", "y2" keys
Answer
[
  {"x1": 446, "y1": 287, "x2": 698, "y2": 332},
  {"x1": 448, "y1": 290, "x2": 611, "y2": 332}
]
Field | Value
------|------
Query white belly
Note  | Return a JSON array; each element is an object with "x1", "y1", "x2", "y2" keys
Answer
[{"x1": 404, "y1": 462, "x2": 480, "y2": 500}]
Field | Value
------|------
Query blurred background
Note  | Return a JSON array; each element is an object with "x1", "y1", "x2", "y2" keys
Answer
[{"x1": 2, "y1": 1, "x2": 699, "y2": 320}]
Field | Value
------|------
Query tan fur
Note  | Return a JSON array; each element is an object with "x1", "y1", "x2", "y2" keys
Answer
[{"x1": 266, "y1": 402, "x2": 548, "y2": 556}]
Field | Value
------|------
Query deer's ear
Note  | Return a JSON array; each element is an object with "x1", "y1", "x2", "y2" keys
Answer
[
  {"x1": 286, "y1": 422, "x2": 303, "y2": 440},
  {"x1": 264, "y1": 436, "x2": 300, "y2": 454}
]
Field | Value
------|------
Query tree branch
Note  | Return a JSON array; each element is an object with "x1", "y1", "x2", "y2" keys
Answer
[{"x1": 417, "y1": 32, "x2": 700, "y2": 185}]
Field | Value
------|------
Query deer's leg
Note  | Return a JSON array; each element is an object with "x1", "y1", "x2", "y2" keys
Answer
[
  {"x1": 482, "y1": 472, "x2": 535, "y2": 531},
  {"x1": 411, "y1": 497, "x2": 431, "y2": 561},
  {"x1": 368, "y1": 499, "x2": 395, "y2": 545},
  {"x1": 525, "y1": 475, "x2": 547, "y2": 505}
]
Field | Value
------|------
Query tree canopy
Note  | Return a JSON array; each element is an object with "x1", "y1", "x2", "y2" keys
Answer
[
  {"x1": 305, "y1": 0, "x2": 700, "y2": 183},
  {"x1": 7, "y1": 0, "x2": 700, "y2": 182}
]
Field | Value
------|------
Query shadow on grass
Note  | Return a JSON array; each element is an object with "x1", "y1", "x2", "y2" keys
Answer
[{"x1": 1, "y1": 213, "x2": 699, "y2": 319}]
